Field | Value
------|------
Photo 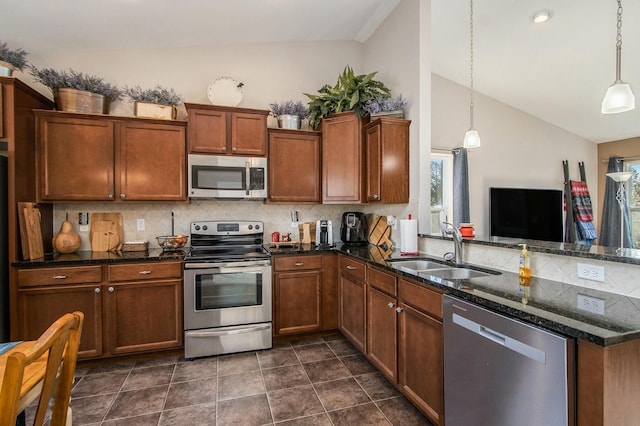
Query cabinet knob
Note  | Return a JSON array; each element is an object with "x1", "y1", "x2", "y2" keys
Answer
[
  {"x1": 108, "y1": 286, "x2": 115, "y2": 293},
  {"x1": 222, "y1": 147, "x2": 227, "y2": 152},
  {"x1": 52, "y1": 275, "x2": 67, "y2": 280},
  {"x1": 120, "y1": 193, "x2": 126, "y2": 200},
  {"x1": 94, "y1": 287, "x2": 101, "y2": 294},
  {"x1": 388, "y1": 302, "x2": 395, "y2": 308},
  {"x1": 232, "y1": 147, "x2": 237, "y2": 152},
  {"x1": 373, "y1": 194, "x2": 379, "y2": 200},
  {"x1": 107, "y1": 194, "x2": 114, "y2": 200},
  {"x1": 396, "y1": 307, "x2": 403, "y2": 313},
  {"x1": 294, "y1": 262, "x2": 304, "y2": 267},
  {"x1": 346, "y1": 265, "x2": 356, "y2": 270}
]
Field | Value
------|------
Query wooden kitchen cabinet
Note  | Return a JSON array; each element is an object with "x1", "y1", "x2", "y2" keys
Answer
[
  {"x1": 397, "y1": 278, "x2": 444, "y2": 425},
  {"x1": 268, "y1": 128, "x2": 321, "y2": 203},
  {"x1": 322, "y1": 111, "x2": 368, "y2": 203},
  {"x1": 339, "y1": 256, "x2": 367, "y2": 352},
  {"x1": 185, "y1": 103, "x2": 268, "y2": 156},
  {"x1": 36, "y1": 110, "x2": 186, "y2": 202},
  {"x1": 16, "y1": 261, "x2": 183, "y2": 360},
  {"x1": 366, "y1": 267, "x2": 398, "y2": 381},
  {"x1": 272, "y1": 254, "x2": 338, "y2": 335},
  {"x1": 364, "y1": 117, "x2": 410, "y2": 203}
]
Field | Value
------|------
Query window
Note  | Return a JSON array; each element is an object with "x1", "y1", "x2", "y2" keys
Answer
[
  {"x1": 625, "y1": 161, "x2": 640, "y2": 248},
  {"x1": 431, "y1": 152, "x2": 453, "y2": 232}
]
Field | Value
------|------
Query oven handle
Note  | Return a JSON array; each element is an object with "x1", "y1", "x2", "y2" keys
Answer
[
  {"x1": 184, "y1": 262, "x2": 270, "y2": 270},
  {"x1": 187, "y1": 324, "x2": 271, "y2": 337}
]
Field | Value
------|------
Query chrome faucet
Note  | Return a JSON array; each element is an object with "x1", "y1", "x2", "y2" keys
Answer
[{"x1": 442, "y1": 222, "x2": 463, "y2": 264}]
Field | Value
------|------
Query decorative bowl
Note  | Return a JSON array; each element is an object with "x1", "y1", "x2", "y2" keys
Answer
[{"x1": 156, "y1": 235, "x2": 188, "y2": 251}]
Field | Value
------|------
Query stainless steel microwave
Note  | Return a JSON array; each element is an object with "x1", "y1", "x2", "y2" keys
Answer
[{"x1": 188, "y1": 154, "x2": 267, "y2": 199}]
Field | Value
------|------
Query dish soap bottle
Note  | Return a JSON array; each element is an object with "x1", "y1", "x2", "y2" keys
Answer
[{"x1": 518, "y1": 244, "x2": 531, "y2": 278}]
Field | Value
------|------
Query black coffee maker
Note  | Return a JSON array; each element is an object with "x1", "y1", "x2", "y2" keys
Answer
[{"x1": 340, "y1": 212, "x2": 368, "y2": 246}]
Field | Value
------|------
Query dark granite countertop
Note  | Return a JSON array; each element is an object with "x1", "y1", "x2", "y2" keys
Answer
[
  {"x1": 421, "y1": 233, "x2": 640, "y2": 266},
  {"x1": 269, "y1": 243, "x2": 640, "y2": 347},
  {"x1": 11, "y1": 249, "x2": 185, "y2": 268}
]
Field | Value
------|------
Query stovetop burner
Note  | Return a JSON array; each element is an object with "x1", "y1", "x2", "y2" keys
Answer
[{"x1": 185, "y1": 220, "x2": 270, "y2": 263}]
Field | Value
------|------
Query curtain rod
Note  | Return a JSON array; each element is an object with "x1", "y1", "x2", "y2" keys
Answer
[
  {"x1": 432, "y1": 146, "x2": 462, "y2": 154},
  {"x1": 600, "y1": 155, "x2": 640, "y2": 163}
]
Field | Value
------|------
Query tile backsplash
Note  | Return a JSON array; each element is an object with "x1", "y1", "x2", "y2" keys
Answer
[{"x1": 53, "y1": 200, "x2": 417, "y2": 252}]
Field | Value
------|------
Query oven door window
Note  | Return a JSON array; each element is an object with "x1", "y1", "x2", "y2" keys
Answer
[
  {"x1": 192, "y1": 165, "x2": 246, "y2": 190},
  {"x1": 195, "y1": 271, "x2": 262, "y2": 310}
]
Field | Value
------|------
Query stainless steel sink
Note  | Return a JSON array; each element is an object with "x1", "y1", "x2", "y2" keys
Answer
[
  {"x1": 420, "y1": 268, "x2": 496, "y2": 280},
  {"x1": 387, "y1": 259, "x2": 449, "y2": 273}
]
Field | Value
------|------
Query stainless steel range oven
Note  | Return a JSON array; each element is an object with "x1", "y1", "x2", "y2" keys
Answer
[{"x1": 183, "y1": 221, "x2": 272, "y2": 359}]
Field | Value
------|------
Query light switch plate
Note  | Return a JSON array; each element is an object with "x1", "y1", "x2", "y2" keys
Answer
[{"x1": 136, "y1": 219, "x2": 145, "y2": 231}]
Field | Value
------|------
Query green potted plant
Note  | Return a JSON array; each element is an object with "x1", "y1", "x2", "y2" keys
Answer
[
  {"x1": 0, "y1": 41, "x2": 28, "y2": 76},
  {"x1": 364, "y1": 95, "x2": 407, "y2": 119},
  {"x1": 305, "y1": 65, "x2": 391, "y2": 130},
  {"x1": 125, "y1": 85, "x2": 183, "y2": 120},
  {"x1": 30, "y1": 67, "x2": 122, "y2": 114},
  {"x1": 269, "y1": 100, "x2": 309, "y2": 129}
]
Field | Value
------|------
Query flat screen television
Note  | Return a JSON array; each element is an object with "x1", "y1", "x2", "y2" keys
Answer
[{"x1": 490, "y1": 187, "x2": 563, "y2": 242}]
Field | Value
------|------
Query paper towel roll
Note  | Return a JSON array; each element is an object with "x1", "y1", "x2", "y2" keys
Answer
[{"x1": 400, "y1": 219, "x2": 418, "y2": 254}]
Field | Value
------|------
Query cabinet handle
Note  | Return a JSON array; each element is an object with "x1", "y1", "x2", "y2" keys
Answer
[
  {"x1": 108, "y1": 286, "x2": 115, "y2": 293},
  {"x1": 388, "y1": 302, "x2": 395, "y2": 308},
  {"x1": 139, "y1": 270, "x2": 152, "y2": 275},
  {"x1": 107, "y1": 194, "x2": 114, "y2": 200},
  {"x1": 346, "y1": 265, "x2": 356, "y2": 270},
  {"x1": 120, "y1": 193, "x2": 126, "y2": 200},
  {"x1": 294, "y1": 262, "x2": 304, "y2": 266},
  {"x1": 94, "y1": 287, "x2": 101, "y2": 294},
  {"x1": 52, "y1": 275, "x2": 67, "y2": 280},
  {"x1": 396, "y1": 307, "x2": 403, "y2": 313}
]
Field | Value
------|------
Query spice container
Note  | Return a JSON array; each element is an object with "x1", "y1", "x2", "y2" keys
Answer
[{"x1": 459, "y1": 223, "x2": 475, "y2": 239}]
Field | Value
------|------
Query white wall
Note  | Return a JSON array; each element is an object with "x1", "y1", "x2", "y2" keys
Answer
[{"x1": 431, "y1": 73, "x2": 598, "y2": 236}]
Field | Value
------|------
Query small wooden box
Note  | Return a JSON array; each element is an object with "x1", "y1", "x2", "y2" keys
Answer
[
  {"x1": 122, "y1": 241, "x2": 148, "y2": 252},
  {"x1": 298, "y1": 222, "x2": 316, "y2": 244},
  {"x1": 134, "y1": 101, "x2": 176, "y2": 120}
]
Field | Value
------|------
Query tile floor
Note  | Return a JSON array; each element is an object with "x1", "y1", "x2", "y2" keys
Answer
[{"x1": 28, "y1": 332, "x2": 434, "y2": 425}]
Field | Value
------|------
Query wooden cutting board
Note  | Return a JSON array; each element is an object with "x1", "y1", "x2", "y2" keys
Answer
[
  {"x1": 90, "y1": 212, "x2": 123, "y2": 251},
  {"x1": 368, "y1": 214, "x2": 393, "y2": 250},
  {"x1": 90, "y1": 220, "x2": 121, "y2": 252},
  {"x1": 17, "y1": 202, "x2": 44, "y2": 260}
]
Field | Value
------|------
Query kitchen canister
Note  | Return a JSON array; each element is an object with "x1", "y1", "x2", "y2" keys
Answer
[{"x1": 400, "y1": 215, "x2": 418, "y2": 254}]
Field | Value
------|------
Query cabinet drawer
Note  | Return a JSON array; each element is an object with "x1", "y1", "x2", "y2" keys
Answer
[
  {"x1": 398, "y1": 278, "x2": 443, "y2": 320},
  {"x1": 109, "y1": 261, "x2": 182, "y2": 282},
  {"x1": 274, "y1": 255, "x2": 322, "y2": 272},
  {"x1": 339, "y1": 256, "x2": 367, "y2": 282},
  {"x1": 368, "y1": 266, "x2": 397, "y2": 296},
  {"x1": 18, "y1": 266, "x2": 102, "y2": 287}
]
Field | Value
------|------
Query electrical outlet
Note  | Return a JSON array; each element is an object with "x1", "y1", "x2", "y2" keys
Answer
[
  {"x1": 387, "y1": 215, "x2": 397, "y2": 230},
  {"x1": 136, "y1": 219, "x2": 145, "y2": 231},
  {"x1": 577, "y1": 294, "x2": 605, "y2": 315},
  {"x1": 577, "y1": 263, "x2": 605, "y2": 282}
]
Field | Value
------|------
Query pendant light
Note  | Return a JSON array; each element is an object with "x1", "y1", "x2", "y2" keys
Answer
[
  {"x1": 601, "y1": 0, "x2": 635, "y2": 114},
  {"x1": 463, "y1": 0, "x2": 481, "y2": 148}
]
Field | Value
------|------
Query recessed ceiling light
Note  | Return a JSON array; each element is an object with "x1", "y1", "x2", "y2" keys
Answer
[{"x1": 532, "y1": 10, "x2": 551, "y2": 24}]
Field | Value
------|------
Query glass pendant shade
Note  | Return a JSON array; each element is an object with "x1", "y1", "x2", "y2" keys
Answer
[
  {"x1": 601, "y1": 81, "x2": 636, "y2": 114},
  {"x1": 606, "y1": 171, "x2": 634, "y2": 182},
  {"x1": 463, "y1": 129, "x2": 481, "y2": 149}
]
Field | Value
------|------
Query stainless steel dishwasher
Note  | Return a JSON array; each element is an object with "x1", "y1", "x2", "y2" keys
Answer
[{"x1": 443, "y1": 295, "x2": 575, "y2": 426}]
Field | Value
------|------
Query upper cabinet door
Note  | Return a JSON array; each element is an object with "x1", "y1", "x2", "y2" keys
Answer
[
  {"x1": 322, "y1": 111, "x2": 366, "y2": 203},
  {"x1": 231, "y1": 112, "x2": 267, "y2": 156},
  {"x1": 117, "y1": 121, "x2": 187, "y2": 201},
  {"x1": 38, "y1": 115, "x2": 115, "y2": 201},
  {"x1": 187, "y1": 108, "x2": 228, "y2": 154}
]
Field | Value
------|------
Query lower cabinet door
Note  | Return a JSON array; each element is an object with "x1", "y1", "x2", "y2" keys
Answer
[
  {"x1": 105, "y1": 280, "x2": 183, "y2": 355},
  {"x1": 274, "y1": 270, "x2": 322, "y2": 335},
  {"x1": 18, "y1": 284, "x2": 103, "y2": 358},
  {"x1": 366, "y1": 286, "x2": 398, "y2": 381},
  {"x1": 339, "y1": 274, "x2": 366, "y2": 352},
  {"x1": 398, "y1": 302, "x2": 444, "y2": 425}
]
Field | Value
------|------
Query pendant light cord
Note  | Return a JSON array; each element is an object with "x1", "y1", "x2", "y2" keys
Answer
[
  {"x1": 469, "y1": 0, "x2": 475, "y2": 129},
  {"x1": 615, "y1": 0, "x2": 623, "y2": 82}
]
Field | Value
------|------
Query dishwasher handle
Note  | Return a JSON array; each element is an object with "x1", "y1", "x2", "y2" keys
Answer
[{"x1": 452, "y1": 312, "x2": 546, "y2": 364}]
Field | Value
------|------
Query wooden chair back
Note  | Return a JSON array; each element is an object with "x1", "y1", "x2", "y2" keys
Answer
[{"x1": 0, "y1": 311, "x2": 84, "y2": 426}]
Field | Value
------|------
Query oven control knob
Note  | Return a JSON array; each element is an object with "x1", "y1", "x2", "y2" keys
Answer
[
  {"x1": 202, "y1": 225, "x2": 208, "y2": 231},
  {"x1": 194, "y1": 225, "x2": 200, "y2": 231},
  {"x1": 248, "y1": 225, "x2": 253, "y2": 230},
  {"x1": 255, "y1": 224, "x2": 260, "y2": 230}
]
